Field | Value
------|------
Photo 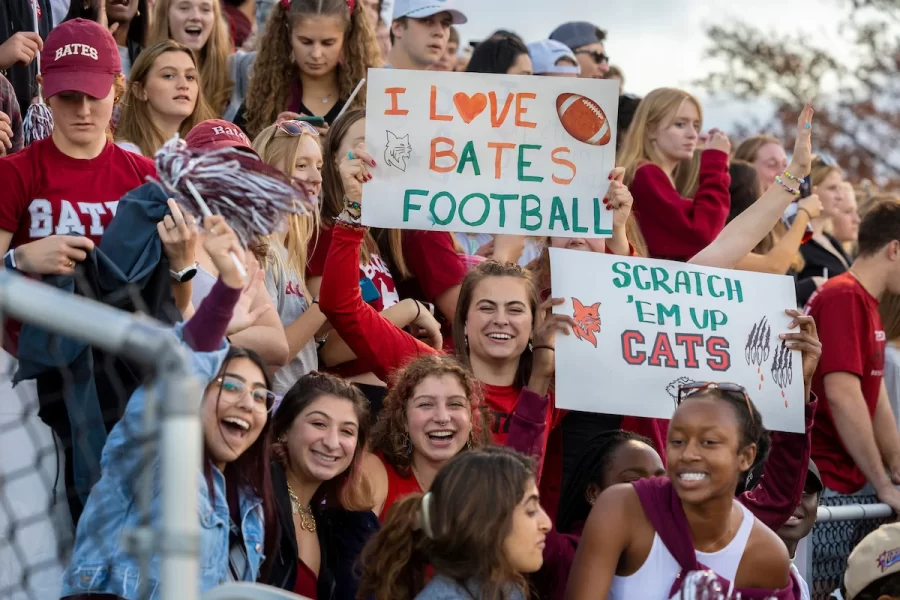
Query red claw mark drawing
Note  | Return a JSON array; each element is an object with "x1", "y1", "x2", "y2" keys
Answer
[{"x1": 572, "y1": 298, "x2": 601, "y2": 348}]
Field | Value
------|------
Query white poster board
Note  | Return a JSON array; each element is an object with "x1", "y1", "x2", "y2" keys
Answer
[
  {"x1": 362, "y1": 68, "x2": 619, "y2": 237},
  {"x1": 550, "y1": 249, "x2": 805, "y2": 433}
]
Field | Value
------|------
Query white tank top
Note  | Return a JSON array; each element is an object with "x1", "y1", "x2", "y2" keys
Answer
[{"x1": 608, "y1": 502, "x2": 755, "y2": 600}]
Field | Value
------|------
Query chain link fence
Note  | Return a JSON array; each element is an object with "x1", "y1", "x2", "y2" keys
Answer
[{"x1": 0, "y1": 271, "x2": 202, "y2": 600}]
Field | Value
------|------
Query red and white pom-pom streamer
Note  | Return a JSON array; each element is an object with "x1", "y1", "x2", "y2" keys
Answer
[{"x1": 23, "y1": 0, "x2": 52, "y2": 146}]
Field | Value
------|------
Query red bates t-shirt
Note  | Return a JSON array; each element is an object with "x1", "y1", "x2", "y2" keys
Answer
[
  {"x1": 307, "y1": 225, "x2": 399, "y2": 313},
  {"x1": 0, "y1": 137, "x2": 156, "y2": 248},
  {"x1": 0, "y1": 138, "x2": 156, "y2": 355},
  {"x1": 805, "y1": 272, "x2": 886, "y2": 493}
]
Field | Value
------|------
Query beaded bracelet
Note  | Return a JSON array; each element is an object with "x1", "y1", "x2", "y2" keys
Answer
[
  {"x1": 336, "y1": 215, "x2": 366, "y2": 231},
  {"x1": 774, "y1": 175, "x2": 800, "y2": 196},
  {"x1": 783, "y1": 170, "x2": 805, "y2": 185},
  {"x1": 343, "y1": 197, "x2": 362, "y2": 211}
]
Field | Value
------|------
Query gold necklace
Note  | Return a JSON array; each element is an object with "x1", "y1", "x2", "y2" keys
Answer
[
  {"x1": 410, "y1": 462, "x2": 427, "y2": 491},
  {"x1": 286, "y1": 481, "x2": 317, "y2": 532}
]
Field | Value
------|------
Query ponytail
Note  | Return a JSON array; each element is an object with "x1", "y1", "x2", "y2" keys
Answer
[{"x1": 357, "y1": 494, "x2": 430, "y2": 600}]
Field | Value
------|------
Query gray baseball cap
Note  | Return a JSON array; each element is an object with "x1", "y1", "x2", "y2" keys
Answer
[{"x1": 549, "y1": 21, "x2": 606, "y2": 50}]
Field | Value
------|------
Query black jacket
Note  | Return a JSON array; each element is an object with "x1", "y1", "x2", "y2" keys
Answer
[
  {"x1": 795, "y1": 233, "x2": 852, "y2": 307},
  {"x1": 0, "y1": 0, "x2": 52, "y2": 113},
  {"x1": 268, "y1": 462, "x2": 380, "y2": 600}
]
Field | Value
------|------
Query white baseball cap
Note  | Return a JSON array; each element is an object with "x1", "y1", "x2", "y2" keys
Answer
[
  {"x1": 528, "y1": 39, "x2": 581, "y2": 75},
  {"x1": 392, "y1": 0, "x2": 467, "y2": 24}
]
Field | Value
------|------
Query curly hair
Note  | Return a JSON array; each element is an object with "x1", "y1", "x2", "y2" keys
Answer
[
  {"x1": 245, "y1": 0, "x2": 381, "y2": 139},
  {"x1": 358, "y1": 447, "x2": 536, "y2": 600},
  {"x1": 147, "y1": 0, "x2": 234, "y2": 115},
  {"x1": 369, "y1": 354, "x2": 494, "y2": 477}
]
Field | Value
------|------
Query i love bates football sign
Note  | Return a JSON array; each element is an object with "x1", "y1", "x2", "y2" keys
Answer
[{"x1": 362, "y1": 68, "x2": 620, "y2": 238}]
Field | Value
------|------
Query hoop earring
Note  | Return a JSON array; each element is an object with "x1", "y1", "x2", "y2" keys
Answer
[
  {"x1": 403, "y1": 433, "x2": 412, "y2": 457},
  {"x1": 465, "y1": 432, "x2": 472, "y2": 450}
]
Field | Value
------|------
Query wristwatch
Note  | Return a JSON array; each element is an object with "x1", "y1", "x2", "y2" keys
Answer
[
  {"x1": 170, "y1": 262, "x2": 199, "y2": 283},
  {"x1": 4, "y1": 249, "x2": 17, "y2": 271}
]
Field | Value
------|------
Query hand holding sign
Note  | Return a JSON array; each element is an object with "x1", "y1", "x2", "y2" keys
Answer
[
  {"x1": 529, "y1": 297, "x2": 576, "y2": 395},
  {"x1": 779, "y1": 309, "x2": 821, "y2": 402},
  {"x1": 338, "y1": 142, "x2": 375, "y2": 204}
]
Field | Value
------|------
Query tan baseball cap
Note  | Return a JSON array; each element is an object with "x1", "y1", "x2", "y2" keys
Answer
[{"x1": 845, "y1": 523, "x2": 900, "y2": 599}]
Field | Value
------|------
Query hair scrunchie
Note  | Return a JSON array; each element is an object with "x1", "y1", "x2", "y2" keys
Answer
[
  {"x1": 420, "y1": 492, "x2": 435, "y2": 539},
  {"x1": 280, "y1": 0, "x2": 290, "y2": 8},
  {"x1": 347, "y1": 0, "x2": 356, "y2": 12}
]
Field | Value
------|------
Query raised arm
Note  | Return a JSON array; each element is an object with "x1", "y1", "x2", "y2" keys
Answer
[
  {"x1": 691, "y1": 103, "x2": 815, "y2": 269},
  {"x1": 734, "y1": 194, "x2": 821, "y2": 275}
]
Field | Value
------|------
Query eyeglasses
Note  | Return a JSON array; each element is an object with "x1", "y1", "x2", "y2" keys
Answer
[
  {"x1": 676, "y1": 381, "x2": 754, "y2": 423},
  {"x1": 575, "y1": 49, "x2": 609, "y2": 65},
  {"x1": 215, "y1": 376, "x2": 276, "y2": 414},
  {"x1": 275, "y1": 119, "x2": 320, "y2": 137}
]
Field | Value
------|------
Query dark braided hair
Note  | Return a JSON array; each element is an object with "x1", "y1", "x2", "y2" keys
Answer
[{"x1": 555, "y1": 430, "x2": 653, "y2": 534}]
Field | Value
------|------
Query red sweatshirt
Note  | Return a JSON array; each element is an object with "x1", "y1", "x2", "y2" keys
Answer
[
  {"x1": 318, "y1": 223, "x2": 553, "y2": 470},
  {"x1": 631, "y1": 149, "x2": 731, "y2": 261}
]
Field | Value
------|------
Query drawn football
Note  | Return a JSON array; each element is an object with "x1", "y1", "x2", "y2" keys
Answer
[{"x1": 556, "y1": 93, "x2": 611, "y2": 146}]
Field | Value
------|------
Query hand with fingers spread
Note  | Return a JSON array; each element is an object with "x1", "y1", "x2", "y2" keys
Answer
[
  {"x1": 779, "y1": 309, "x2": 822, "y2": 401},
  {"x1": 474, "y1": 239, "x2": 495, "y2": 258},
  {"x1": 530, "y1": 297, "x2": 576, "y2": 383},
  {"x1": 15, "y1": 235, "x2": 95, "y2": 275},
  {"x1": 787, "y1": 102, "x2": 815, "y2": 179},
  {"x1": 338, "y1": 141, "x2": 375, "y2": 207},
  {"x1": 0, "y1": 32, "x2": 43, "y2": 70},
  {"x1": 158, "y1": 199, "x2": 198, "y2": 272},
  {"x1": 202, "y1": 215, "x2": 246, "y2": 289}
]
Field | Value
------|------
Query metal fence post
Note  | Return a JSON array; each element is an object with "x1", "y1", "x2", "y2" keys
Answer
[{"x1": 0, "y1": 272, "x2": 202, "y2": 600}]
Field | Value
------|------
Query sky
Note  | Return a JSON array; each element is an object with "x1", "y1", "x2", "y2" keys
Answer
[{"x1": 383, "y1": 0, "x2": 851, "y2": 129}]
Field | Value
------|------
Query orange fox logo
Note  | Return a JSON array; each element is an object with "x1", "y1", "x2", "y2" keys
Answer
[{"x1": 572, "y1": 298, "x2": 601, "y2": 348}]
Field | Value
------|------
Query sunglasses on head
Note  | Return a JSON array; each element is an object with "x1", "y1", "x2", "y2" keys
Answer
[
  {"x1": 576, "y1": 49, "x2": 609, "y2": 65},
  {"x1": 812, "y1": 153, "x2": 838, "y2": 168},
  {"x1": 275, "y1": 119, "x2": 320, "y2": 137},
  {"x1": 676, "y1": 381, "x2": 754, "y2": 423}
]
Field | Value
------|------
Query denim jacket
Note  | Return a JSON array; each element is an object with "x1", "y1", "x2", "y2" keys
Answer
[
  {"x1": 61, "y1": 326, "x2": 267, "y2": 599},
  {"x1": 414, "y1": 575, "x2": 526, "y2": 600}
]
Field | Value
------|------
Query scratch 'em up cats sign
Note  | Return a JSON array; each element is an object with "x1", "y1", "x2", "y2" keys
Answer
[
  {"x1": 361, "y1": 68, "x2": 619, "y2": 237},
  {"x1": 549, "y1": 249, "x2": 805, "y2": 433}
]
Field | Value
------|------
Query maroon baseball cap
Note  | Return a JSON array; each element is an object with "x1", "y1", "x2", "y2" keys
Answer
[
  {"x1": 184, "y1": 119, "x2": 259, "y2": 158},
  {"x1": 41, "y1": 19, "x2": 121, "y2": 99}
]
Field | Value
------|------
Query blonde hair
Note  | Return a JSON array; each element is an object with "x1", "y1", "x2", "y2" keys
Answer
[
  {"x1": 618, "y1": 87, "x2": 704, "y2": 197},
  {"x1": 115, "y1": 40, "x2": 217, "y2": 157},
  {"x1": 252, "y1": 123, "x2": 321, "y2": 298},
  {"x1": 148, "y1": 0, "x2": 234, "y2": 115},
  {"x1": 244, "y1": 0, "x2": 381, "y2": 139},
  {"x1": 733, "y1": 135, "x2": 782, "y2": 164}
]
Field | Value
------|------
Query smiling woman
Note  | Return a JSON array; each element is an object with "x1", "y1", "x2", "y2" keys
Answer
[
  {"x1": 266, "y1": 372, "x2": 375, "y2": 596},
  {"x1": 565, "y1": 386, "x2": 800, "y2": 600}
]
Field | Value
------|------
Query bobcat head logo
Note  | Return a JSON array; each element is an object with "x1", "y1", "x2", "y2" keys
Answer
[
  {"x1": 572, "y1": 298, "x2": 601, "y2": 348},
  {"x1": 666, "y1": 377, "x2": 696, "y2": 406},
  {"x1": 384, "y1": 130, "x2": 412, "y2": 171}
]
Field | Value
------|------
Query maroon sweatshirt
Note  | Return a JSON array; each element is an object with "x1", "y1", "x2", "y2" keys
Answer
[{"x1": 631, "y1": 149, "x2": 731, "y2": 262}]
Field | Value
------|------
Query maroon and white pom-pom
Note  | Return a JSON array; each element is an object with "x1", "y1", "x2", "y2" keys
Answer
[
  {"x1": 23, "y1": 102, "x2": 53, "y2": 146},
  {"x1": 153, "y1": 136, "x2": 309, "y2": 246}
]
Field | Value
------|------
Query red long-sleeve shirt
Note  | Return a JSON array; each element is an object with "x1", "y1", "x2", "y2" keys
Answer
[
  {"x1": 631, "y1": 149, "x2": 731, "y2": 261},
  {"x1": 318, "y1": 223, "x2": 553, "y2": 469}
]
